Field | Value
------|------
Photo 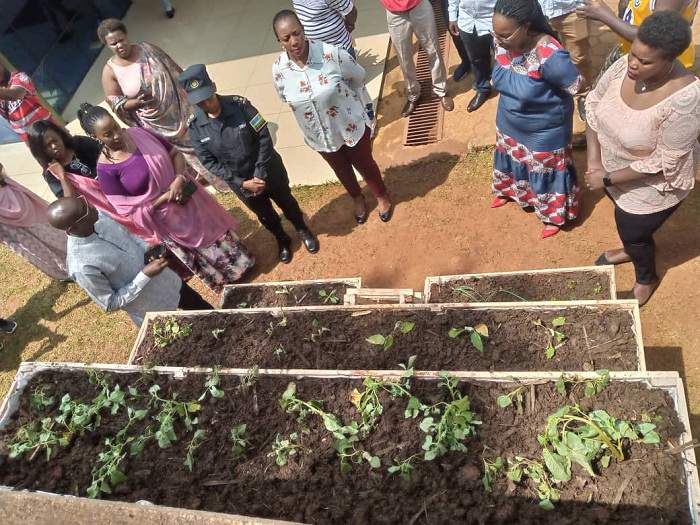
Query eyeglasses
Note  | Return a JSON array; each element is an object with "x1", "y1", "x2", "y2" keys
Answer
[
  {"x1": 67, "y1": 195, "x2": 92, "y2": 235},
  {"x1": 490, "y1": 25, "x2": 524, "y2": 43}
]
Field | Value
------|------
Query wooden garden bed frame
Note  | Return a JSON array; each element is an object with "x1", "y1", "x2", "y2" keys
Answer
[{"x1": 219, "y1": 278, "x2": 362, "y2": 309}]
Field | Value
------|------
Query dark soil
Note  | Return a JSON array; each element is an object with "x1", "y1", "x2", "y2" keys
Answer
[
  {"x1": 135, "y1": 305, "x2": 640, "y2": 371},
  {"x1": 0, "y1": 370, "x2": 690, "y2": 524},
  {"x1": 428, "y1": 271, "x2": 613, "y2": 303},
  {"x1": 220, "y1": 281, "x2": 358, "y2": 309}
]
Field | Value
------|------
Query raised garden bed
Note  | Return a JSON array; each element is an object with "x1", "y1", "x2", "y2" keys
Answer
[
  {"x1": 424, "y1": 266, "x2": 616, "y2": 303},
  {"x1": 219, "y1": 278, "x2": 362, "y2": 309},
  {"x1": 0, "y1": 363, "x2": 696, "y2": 523},
  {"x1": 128, "y1": 301, "x2": 645, "y2": 372}
]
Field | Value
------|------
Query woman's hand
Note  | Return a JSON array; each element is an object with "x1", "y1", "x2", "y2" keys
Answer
[
  {"x1": 168, "y1": 176, "x2": 186, "y2": 203},
  {"x1": 576, "y1": 0, "x2": 616, "y2": 21},
  {"x1": 242, "y1": 177, "x2": 266, "y2": 197},
  {"x1": 124, "y1": 93, "x2": 152, "y2": 111},
  {"x1": 584, "y1": 167, "x2": 607, "y2": 190},
  {"x1": 48, "y1": 160, "x2": 66, "y2": 180}
]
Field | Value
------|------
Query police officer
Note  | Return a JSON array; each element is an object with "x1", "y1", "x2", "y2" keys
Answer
[{"x1": 178, "y1": 64, "x2": 318, "y2": 264}]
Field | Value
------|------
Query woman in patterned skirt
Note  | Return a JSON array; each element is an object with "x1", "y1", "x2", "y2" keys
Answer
[
  {"x1": 78, "y1": 104, "x2": 254, "y2": 294},
  {"x1": 489, "y1": 0, "x2": 583, "y2": 238}
]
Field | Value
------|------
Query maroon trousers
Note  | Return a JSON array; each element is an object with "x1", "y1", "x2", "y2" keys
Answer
[{"x1": 318, "y1": 127, "x2": 387, "y2": 198}]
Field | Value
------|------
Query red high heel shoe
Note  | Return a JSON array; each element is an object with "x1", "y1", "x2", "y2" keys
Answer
[
  {"x1": 541, "y1": 225, "x2": 560, "y2": 239},
  {"x1": 490, "y1": 197, "x2": 509, "y2": 208}
]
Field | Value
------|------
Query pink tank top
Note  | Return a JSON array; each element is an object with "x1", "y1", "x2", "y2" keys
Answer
[{"x1": 107, "y1": 58, "x2": 142, "y2": 98}]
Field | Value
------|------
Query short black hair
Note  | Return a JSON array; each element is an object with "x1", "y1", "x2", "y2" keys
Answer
[
  {"x1": 637, "y1": 10, "x2": 691, "y2": 60},
  {"x1": 97, "y1": 18, "x2": 127, "y2": 44},
  {"x1": 27, "y1": 121, "x2": 77, "y2": 169},
  {"x1": 272, "y1": 9, "x2": 301, "y2": 38}
]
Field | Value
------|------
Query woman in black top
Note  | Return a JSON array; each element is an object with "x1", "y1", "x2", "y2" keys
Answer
[{"x1": 27, "y1": 120, "x2": 101, "y2": 198}]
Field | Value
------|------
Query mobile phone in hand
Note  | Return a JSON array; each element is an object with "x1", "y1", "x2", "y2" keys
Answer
[
  {"x1": 182, "y1": 180, "x2": 198, "y2": 197},
  {"x1": 144, "y1": 244, "x2": 167, "y2": 265}
]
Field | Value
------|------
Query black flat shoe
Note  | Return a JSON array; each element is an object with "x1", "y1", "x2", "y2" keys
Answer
[
  {"x1": 297, "y1": 228, "x2": 319, "y2": 254},
  {"x1": 467, "y1": 91, "x2": 491, "y2": 113},
  {"x1": 379, "y1": 204, "x2": 393, "y2": 223},
  {"x1": 355, "y1": 195, "x2": 367, "y2": 224},
  {"x1": 595, "y1": 251, "x2": 632, "y2": 266}
]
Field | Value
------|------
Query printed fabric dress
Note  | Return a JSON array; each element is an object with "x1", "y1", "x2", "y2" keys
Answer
[{"x1": 492, "y1": 37, "x2": 582, "y2": 226}]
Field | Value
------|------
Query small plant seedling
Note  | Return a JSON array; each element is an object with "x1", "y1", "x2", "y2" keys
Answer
[
  {"x1": 153, "y1": 319, "x2": 193, "y2": 348},
  {"x1": 387, "y1": 453, "x2": 421, "y2": 481},
  {"x1": 507, "y1": 456, "x2": 560, "y2": 510},
  {"x1": 275, "y1": 285, "x2": 295, "y2": 295},
  {"x1": 448, "y1": 324, "x2": 489, "y2": 354},
  {"x1": 497, "y1": 384, "x2": 526, "y2": 414},
  {"x1": 482, "y1": 446, "x2": 504, "y2": 493},
  {"x1": 555, "y1": 370, "x2": 610, "y2": 398},
  {"x1": 318, "y1": 288, "x2": 339, "y2": 304},
  {"x1": 273, "y1": 345, "x2": 285, "y2": 357},
  {"x1": 240, "y1": 365, "x2": 259, "y2": 389},
  {"x1": 30, "y1": 385, "x2": 55, "y2": 412},
  {"x1": 236, "y1": 302, "x2": 248, "y2": 309},
  {"x1": 452, "y1": 285, "x2": 527, "y2": 302},
  {"x1": 230, "y1": 423, "x2": 251, "y2": 455},
  {"x1": 211, "y1": 328, "x2": 225, "y2": 340},
  {"x1": 184, "y1": 429, "x2": 207, "y2": 472},
  {"x1": 350, "y1": 372, "x2": 418, "y2": 435},
  {"x1": 533, "y1": 317, "x2": 567, "y2": 359},
  {"x1": 268, "y1": 432, "x2": 309, "y2": 466},
  {"x1": 366, "y1": 321, "x2": 416, "y2": 351},
  {"x1": 592, "y1": 283, "x2": 603, "y2": 295},
  {"x1": 202, "y1": 368, "x2": 225, "y2": 399},
  {"x1": 266, "y1": 316, "x2": 288, "y2": 337},
  {"x1": 309, "y1": 319, "x2": 330, "y2": 342}
]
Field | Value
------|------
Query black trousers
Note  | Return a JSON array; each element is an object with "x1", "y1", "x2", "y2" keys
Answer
[
  {"x1": 458, "y1": 27, "x2": 493, "y2": 93},
  {"x1": 439, "y1": 0, "x2": 470, "y2": 66},
  {"x1": 609, "y1": 192, "x2": 681, "y2": 284},
  {"x1": 231, "y1": 153, "x2": 306, "y2": 238},
  {"x1": 178, "y1": 281, "x2": 214, "y2": 310}
]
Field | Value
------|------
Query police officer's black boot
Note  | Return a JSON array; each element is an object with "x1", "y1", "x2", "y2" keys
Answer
[
  {"x1": 297, "y1": 226, "x2": 319, "y2": 254},
  {"x1": 274, "y1": 230, "x2": 293, "y2": 264}
]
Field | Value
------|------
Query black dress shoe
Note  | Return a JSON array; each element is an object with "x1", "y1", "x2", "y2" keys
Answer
[
  {"x1": 402, "y1": 99, "x2": 418, "y2": 118},
  {"x1": 166, "y1": 8, "x2": 175, "y2": 18},
  {"x1": 467, "y1": 91, "x2": 491, "y2": 113},
  {"x1": 276, "y1": 234, "x2": 293, "y2": 263},
  {"x1": 297, "y1": 228, "x2": 319, "y2": 253},
  {"x1": 379, "y1": 204, "x2": 393, "y2": 223},
  {"x1": 356, "y1": 212, "x2": 367, "y2": 224},
  {"x1": 453, "y1": 62, "x2": 471, "y2": 82}
]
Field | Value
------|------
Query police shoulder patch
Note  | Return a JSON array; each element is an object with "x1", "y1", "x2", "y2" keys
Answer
[
  {"x1": 231, "y1": 95, "x2": 248, "y2": 104},
  {"x1": 186, "y1": 113, "x2": 196, "y2": 126},
  {"x1": 249, "y1": 112, "x2": 267, "y2": 132}
]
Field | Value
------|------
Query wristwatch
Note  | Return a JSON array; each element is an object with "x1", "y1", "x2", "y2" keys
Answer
[{"x1": 603, "y1": 172, "x2": 613, "y2": 187}]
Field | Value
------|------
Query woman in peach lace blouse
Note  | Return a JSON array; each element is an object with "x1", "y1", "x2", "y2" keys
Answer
[{"x1": 584, "y1": 11, "x2": 700, "y2": 306}]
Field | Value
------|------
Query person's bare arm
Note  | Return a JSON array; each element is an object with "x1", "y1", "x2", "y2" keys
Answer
[
  {"x1": 101, "y1": 64, "x2": 148, "y2": 112},
  {"x1": 0, "y1": 85, "x2": 26, "y2": 102},
  {"x1": 345, "y1": 6, "x2": 358, "y2": 33}
]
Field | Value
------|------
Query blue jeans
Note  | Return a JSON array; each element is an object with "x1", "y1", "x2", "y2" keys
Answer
[{"x1": 458, "y1": 27, "x2": 493, "y2": 93}]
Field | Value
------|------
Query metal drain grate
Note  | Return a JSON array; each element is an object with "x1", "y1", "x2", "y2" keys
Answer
[{"x1": 403, "y1": 0, "x2": 451, "y2": 146}]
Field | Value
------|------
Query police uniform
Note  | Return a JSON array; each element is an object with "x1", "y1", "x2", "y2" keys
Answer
[{"x1": 179, "y1": 64, "x2": 318, "y2": 262}]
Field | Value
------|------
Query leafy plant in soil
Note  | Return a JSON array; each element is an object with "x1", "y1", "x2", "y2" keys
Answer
[
  {"x1": 417, "y1": 372, "x2": 481, "y2": 460},
  {"x1": 279, "y1": 382, "x2": 378, "y2": 472},
  {"x1": 506, "y1": 456, "x2": 561, "y2": 510},
  {"x1": 497, "y1": 384, "x2": 526, "y2": 414},
  {"x1": 365, "y1": 321, "x2": 416, "y2": 351},
  {"x1": 452, "y1": 284, "x2": 528, "y2": 302},
  {"x1": 448, "y1": 323, "x2": 489, "y2": 354},
  {"x1": 481, "y1": 446, "x2": 504, "y2": 493},
  {"x1": 387, "y1": 453, "x2": 421, "y2": 481},
  {"x1": 533, "y1": 317, "x2": 567, "y2": 359},
  {"x1": 275, "y1": 285, "x2": 295, "y2": 296},
  {"x1": 185, "y1": 429, "x2": 207, "y2": 472},
  {"x1": 211, "y1": 328, "x2": 225, "y2": 340},
  {"x1": 318, "y1": 288, "x2": 339, "y2": 304},
  {"x1": 153, "y1": 319, "x2": 193, "y2": 348},
  {"x1": 268, "y1": 432, "x2": 309, "y2": 466},
  {"x1": 265, "y1": 316, "x2": 288, "y2": 337},
  {"x1": 230, "y1": 423, "x2": 250, "y2": 455},
  {"x1": 309, "y1": 319, "x2": 330, "y2": 343},
  {"x1": 555, "y1": 370, "x2": 610, "y2": 398}
]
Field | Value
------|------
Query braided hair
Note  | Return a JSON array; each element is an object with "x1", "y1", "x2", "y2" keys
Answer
[
  {"x1": 494, "y1": 0, "x2": 557, "y2": 39},
  {"x1": 77, "y1": 103, "x2": 114, "y2": 158}
]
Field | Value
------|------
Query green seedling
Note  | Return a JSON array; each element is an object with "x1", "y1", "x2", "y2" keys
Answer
[
  {"x1": 153, "y1": 319, "x2": 192, "y2": 348},
  {"x1": 240, "y1": 365, "x2": 259, "y2": 389},
  {"x1": 497, "y1": 384, "x2": 526, "y2": 414},
  {"x1": 87, "y1": 437, "x2": 129, "y2": 498},
  {"x1": 387, "y1": 453, "x2": 421, "y2": 481},
  {"x1": 482, "y1": 446, "x2": 504, "y2": 493},
  {"x1": 592, "y1": 283, "x2": 603, "y2": 295},
  {"x1": 318, "y1": 288, "x2": 339, "y2": 304},
  {"x1": 268, "y1": 432, "x2": 309, "y2": 466},
  {"x1": 309, "y1": 319, "x2": 330, "y2": 342},
  {"x1": 275, "y1": 285, "x2": 295, "y2": 295},
  {"x1": 507, "y1": 456, "x2": 560, "y2": 510},
  {"x1": 236, "y1": 302, "x2": 248, "y2": 309},
  {"x1": 211, "y1": 328, "x2": 225, "y2": 340},
  {"x1": 366, "y1": 321, "x2": 416, "y2": 351},
  {"x1": 230, "y1": 423, "x2": 250, "y2": 455},
  {"x1": 30, "y1": 385, "x2": 55, "y2": 412},
  {"x1": 266, "y1": 316, "x2": 288, "y2": 337},
  {"x1": 452, "y1": 285, "x2": 527, "y2": 302},
  {"x1": 555, "y1": 370, "x2": 610, "y2": 398},
  {"x1": 350, "y1": 371, "x2": 418, "y2": 435},
  {"x1": 202, "y1": 368, "x2": 225, "y2": 399},
  {"x1": 533, "y1": 317, "x2": 566, "y2": 359},
  {"x1": 273, "y1": 345, "x2": 285, "y2": 357},
  {"x1": 418, "y1": 372, "x2": 481, "y2": 461},
  {"x1": 148, "y1": 385, "x2": 201, "y2": 449},
  {"x1": 184, "y1": 429, "x2": 207, "y2": 472},
  {"x1": 448, "y1": 324, "x2": 489, "y2": 354}
]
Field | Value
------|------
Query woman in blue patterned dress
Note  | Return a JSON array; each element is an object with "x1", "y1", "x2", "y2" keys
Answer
[{"x1": 489, "y1": 0, "x2": 583, "y2": 239}]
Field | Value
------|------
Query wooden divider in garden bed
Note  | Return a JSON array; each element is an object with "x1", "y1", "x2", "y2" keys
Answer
[
  {"x1": 424, "y1": 266, "x2": 616, "y2": 303},
  {"x1": 1, "y1": 363, "x2": 697, "y2": 523},
  {"x1": 127, "y1": 301, "x2": 646, "y2": 372},
  {"x1": 219, "y1": 278, "x2": 362, "y2": 309}
]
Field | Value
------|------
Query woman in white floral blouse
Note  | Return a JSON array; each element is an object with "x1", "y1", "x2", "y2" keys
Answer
[{"x1": 272, "y1": 10, "x2": 393, "y2": 223}]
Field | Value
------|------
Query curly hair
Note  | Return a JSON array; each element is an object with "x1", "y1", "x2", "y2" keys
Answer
[
  {"x1": 272, "y1": 9, "x2": 301, "y2": 37},
  {"x1": 26, "y1": 121, "x2": 77, "y2": 169},
  {"x1": 97, "y1": 18, "x2": 128, "y2": 44},
  {"x1": 637, "y1": 10, "x2": 692, "y2": 60},
  {"x1": 493, "y1": 0, "x2": 557, "y2": 39}
]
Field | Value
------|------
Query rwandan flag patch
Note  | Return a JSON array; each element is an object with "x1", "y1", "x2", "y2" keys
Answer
[{"x1": 249, "y1": 113, "x2": 267, "y2": 132}]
